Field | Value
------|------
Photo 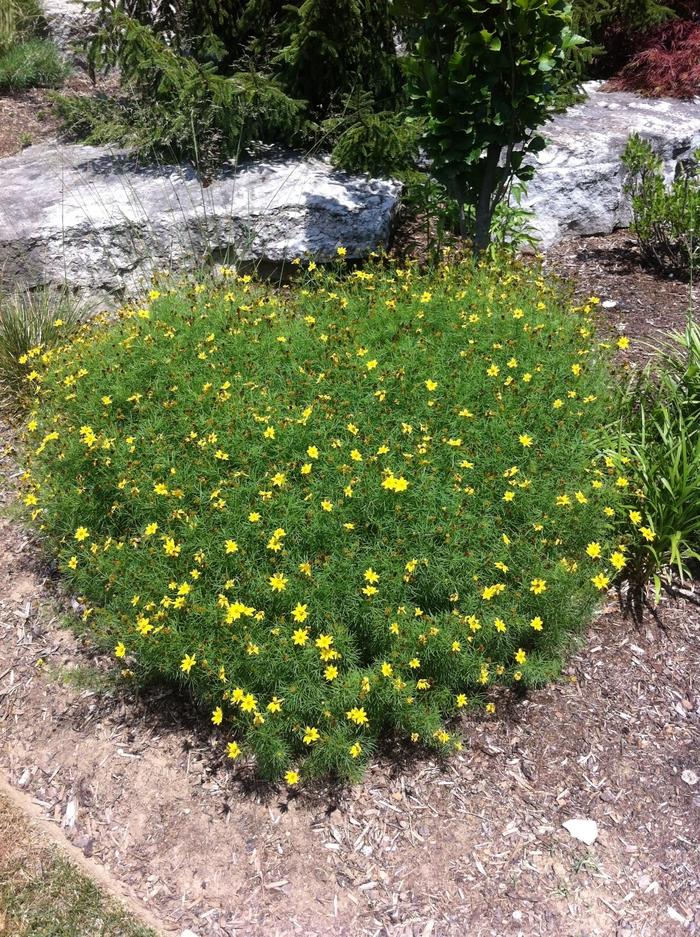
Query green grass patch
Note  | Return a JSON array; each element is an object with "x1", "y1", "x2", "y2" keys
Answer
[
  {"x1": 0, "y1": 39, "x2": 68, "y2": 91},
  {"x1": 21, "y1": 261, "x2": 619, "y2": 781},
  {"x1": 0, "y1": 852, "x2": 157, "y2": 937},
  {"x1": 0, "y1": 289, "x2": 90, "y2": 416}
]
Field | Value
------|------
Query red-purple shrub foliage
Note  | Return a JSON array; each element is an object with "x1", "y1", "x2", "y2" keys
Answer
[
  {"x1": 604, "y1": 18, "x2": 700, "y2": 98},
  {"x1": 589, "y1": 0, "x2": 699, "y2": 79}
]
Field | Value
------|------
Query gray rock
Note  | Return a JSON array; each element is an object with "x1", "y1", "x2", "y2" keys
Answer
[
  {"x1": 525, "y1": 85, "x2": 700, "y2": 247},
  {"x1": 41, "y1": 0, "x2": 95, "y2": 58},
  {"x1": 0, "y1": 145, "x2": 402, "y2": 294}
]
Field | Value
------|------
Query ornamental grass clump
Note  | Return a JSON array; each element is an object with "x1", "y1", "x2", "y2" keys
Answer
[{"x1": 21, "y1": 261, "x2": 620, "y2": 782}]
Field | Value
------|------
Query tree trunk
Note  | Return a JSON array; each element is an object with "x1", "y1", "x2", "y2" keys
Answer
[{"x1": 473, "y1": 143, "x2": 502, "y2": 256}]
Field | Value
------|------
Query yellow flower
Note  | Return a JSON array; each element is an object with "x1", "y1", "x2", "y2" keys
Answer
[
  {"x1": 315, "y1": 633, "x2": 333, "y2": 650},
  {"x1": 267, "y1": 696, "x2": 283, "y2": 713},
  {"x1": 591, "y1": 573, "x2": 610, "y2": 590},
  {"x1": 518, "y1": 434, "x2": 533, "y2": 447},
  {"x1": 307, "y1": 445, "x2": 319, "y2": 459},
  {"x1": 225, "y1": 539, "x2": 239, "y2": 554},
  {"x1": 211, "y1": 706, "x2": 223, "y2": 725},
  {"x1": 380, "y1": 662, "x2": 393, "y2": 677},
  {"x1": 74, "y1": 526, "x2": 89, "y2": 542},
  {"x1": 321, "y1": 499, "x2": 333, "y2": 512},
  {"x1": 629, "y1": 510, "x2": 642, "y2": 526},
  {"x1": 292, "y1": 628, "x2": 309, "y2": 646},
  {"x1": 336, "y1": 245, "x2": 347, "y2": 257},
  {"x1": 285, "y1": 770, "x2": 299, "y2": 785},
  {"x1": 610, "y1": 551, "x2": 626, "y2": 571},
  {"x1": 456, "y1": 693, "x2": 468, "y2": 708},
  {"x1": 324, "y1": 665, "x2": 338, "y2": 681},
  {"x1": 364, "y1": 568, "x2": 379, "y2": 584},
  {"x1": 617, "y1": 336, "x2": 630, "y2": 350},
  {"x1": 291, "y1": 603, "x2": 308, "y2": 622},
  {"x1": 585, "y1": 542, "x2": 601, "y2": 558},
  {"x1": 424, "y1": 379, "x2": 438, "y2": 391},
  {"x1": 67, "y1": 556, "x2": 78, "y2": 570},
  {"x1": 639, "y1": 526, "x2": 656, "y2": 542},
  {"x1": 485, "y1": 702, "x2": 496, "y2": 714},
  {"x1": 346, "y1": 707, "x2": 368, "y2": 726},
  {"x1": 515, "y1": 648, "x2": 527, "y2": 665},
  {"x1": 269, "y1": 573, "x2": 288, "y2": 592},
  {"x1": 349, "y1": 742, "x2": 362, "y2": 758},
  {"x1": 114, "y1": 642, "x2": 126, "y2": 658},
  {"x1": 226, "y1": 741, "x2": 241, "y2": 760},
  {"x1": 382, "y1": 474, "x2": 409, "y2": 492},
  {"x1": 180, "y1": 653, "x2": 196, "y2": 673},
  {"x1": 530, "y1": 578, "x2": 547, "y2": 595},
  {"x1": 248, "y1": 512, "x2": 261, "y2": 522},
  {"x1": 530, "y1": 616, "x2": 543, "y2": 631},
  {"x1": 303, "y1": 726, "x2": 320, "y2": 744}
]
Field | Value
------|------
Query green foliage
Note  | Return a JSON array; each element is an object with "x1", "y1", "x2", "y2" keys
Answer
[
  {"x1": 0, "y1": 0, "x2": 45, "y2": 55},
  {"x1": 62, "y1": 1, "x2": 403, "y2": 170},
  {"x1": 622, "y1": 134, "x2": 700, "y2": 277},
  {"x1": 402, "y1": 177, "x2": 537, "y2": 264},
  {"x1": 22, "y1": 262, "x2": 617, "y2": 782},
  {"x1": 404, "y1": 0, "x2": 586, "y2": 254},
  {"x1": 572, "y1": 0, "x2": 676, "y2": 38},
  {"x1": 0, "y1": 37, "x2": 67, "y2": 89},
  {"x1": 326, "y1": 92, "x2": 423, "y2": 176},
  {"x1": 57, "y1": 13, "x2": 305, "y2": 172},
  {"x1": 604, "y1": 317, "x2": 700, "y2": 619},
  {"x1": 0, "y1": 288, "x2": 88, "y2": 415}
]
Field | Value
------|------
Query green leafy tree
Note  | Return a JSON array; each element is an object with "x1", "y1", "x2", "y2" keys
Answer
[{"x1": 404, "y1": 0, "x2": 585, "y2": 254}]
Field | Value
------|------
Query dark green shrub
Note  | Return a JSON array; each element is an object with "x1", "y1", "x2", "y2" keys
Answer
[
  {"x1": 57, "y1": 0, "x2": 402, "y2": 170},
  {"x1": 56, "y1": 13, "x2": 306, "y2": 173},
  {"x1": 622, "y1": 134, "x2": 700, "y2": 277},
  {"x1": 22, "y1": 262, "x2": 618, "y2": 782},
  {"x1": 404, "y1": 0, "x2": 585, "y2": 254}
]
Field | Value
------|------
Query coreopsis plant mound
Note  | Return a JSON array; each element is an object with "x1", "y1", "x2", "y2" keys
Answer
[{"x1": 21, "y1": 261, "x2": 619, "y2": 782}]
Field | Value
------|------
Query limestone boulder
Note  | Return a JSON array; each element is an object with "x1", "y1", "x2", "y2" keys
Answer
[
  {"x1": 41, "y1": 0, "x2": 95, "y2": 58},
  {"x1": 524, "y1": 84, "x2": 700, "y2": 247},
  {"x1": 0, "y1": 145, "x2": 402, "y2": 293}
]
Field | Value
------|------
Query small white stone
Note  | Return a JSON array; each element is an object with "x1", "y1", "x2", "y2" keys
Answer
[
  {"x1": 181, "y1": 930, "x2": 200, "y2": 937},
  {"x1": 562, "y1": 818, "x2": 598, "y2": 845},
  {"x1": 667, "y1": 907, "x2": 689, "y2": 926},
  {"x1": 681, "y1": 769, "x2": 698, "y2": 786},
  {"x1": 602, "y1": 300, "x2": 618, "y2": 309}
]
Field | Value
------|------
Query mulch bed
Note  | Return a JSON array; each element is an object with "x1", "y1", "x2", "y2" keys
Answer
[
  {"x1": 544, "y1": 229, "x2": 696, "y2": 366},
  {"x1": 0, "y1": 72, "x2": 118, "y2": 159}
]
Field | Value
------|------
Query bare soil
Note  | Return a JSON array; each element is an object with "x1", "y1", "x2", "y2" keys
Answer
[{"x1": 0, "y1": 72, "x2": 117, "y2": 159}]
